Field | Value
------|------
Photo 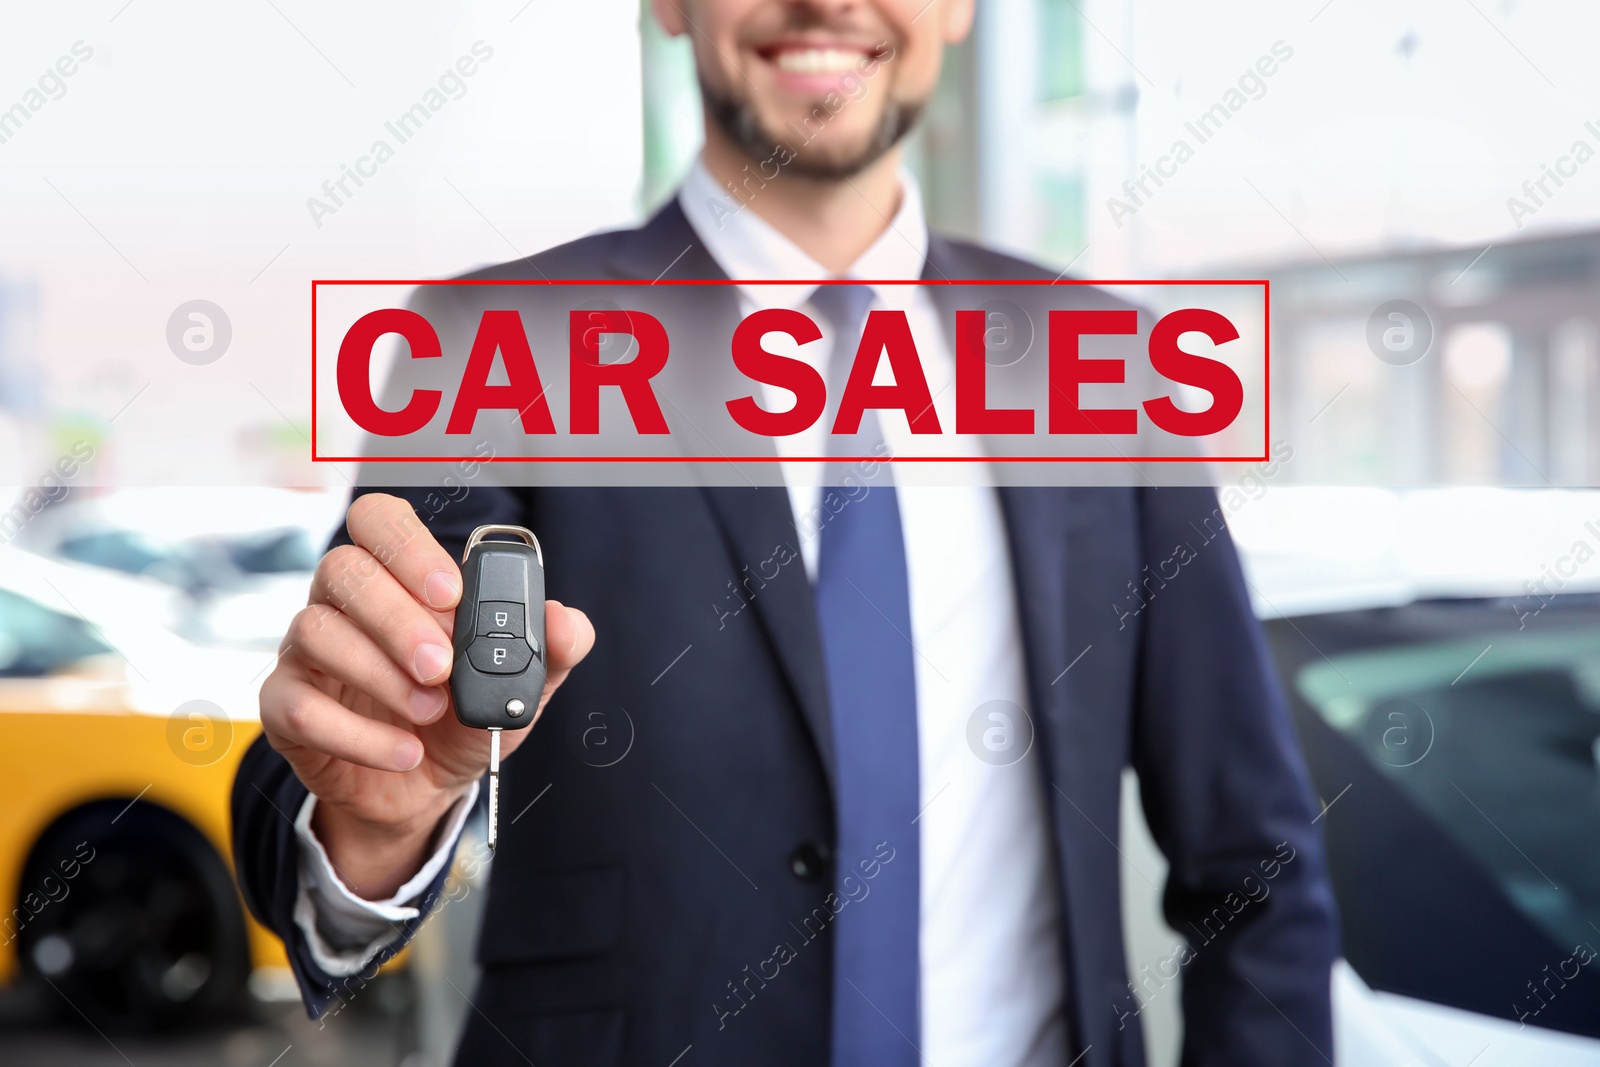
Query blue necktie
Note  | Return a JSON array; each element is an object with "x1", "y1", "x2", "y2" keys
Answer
[{"x1": 810, "y1": 283, "x2": 921, "y2": 1067}]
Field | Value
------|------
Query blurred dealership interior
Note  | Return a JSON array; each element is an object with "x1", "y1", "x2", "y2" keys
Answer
[{"x1": 3, "y1": 1, "x2": 1600, "y2": 1064}]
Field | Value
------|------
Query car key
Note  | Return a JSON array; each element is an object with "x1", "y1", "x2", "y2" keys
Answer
[{"x1": 450, "y1": 524, "x2": 547, "y2": 851}]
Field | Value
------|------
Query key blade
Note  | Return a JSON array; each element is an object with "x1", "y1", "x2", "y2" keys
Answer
[
  {"x1": 488, "y1": 773, "x2": 499, "y2": 852},
  {"x1": 488, "y1": 728, "x2": 501, "y2": 852}
]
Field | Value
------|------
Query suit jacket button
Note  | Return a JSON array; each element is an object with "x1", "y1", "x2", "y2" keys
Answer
[{"x1": 789, "y1": 842, "x2": 829, "y2": 881}]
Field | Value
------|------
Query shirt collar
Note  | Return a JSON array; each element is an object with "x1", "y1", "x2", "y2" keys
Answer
[{"x1": 677, "y1": 155, "x2": 928, "y2": 311}]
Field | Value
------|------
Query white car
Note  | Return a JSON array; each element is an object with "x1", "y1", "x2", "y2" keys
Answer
[
  {"x1": 14, "y1": 487, "x2": 346, "y2": 649},
  {"x1": 1235, "y1": 489, "x2": 1600, "y2": 1066}
]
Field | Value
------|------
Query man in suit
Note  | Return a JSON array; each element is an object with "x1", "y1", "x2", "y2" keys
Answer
[{"x1": 232, "y1": 1, "x2": 1339, "y2": 1064}]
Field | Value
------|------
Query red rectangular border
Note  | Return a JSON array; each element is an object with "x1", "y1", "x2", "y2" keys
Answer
[{"x1": 311, "y1": 278, "x2": 1271, "y2": 464}]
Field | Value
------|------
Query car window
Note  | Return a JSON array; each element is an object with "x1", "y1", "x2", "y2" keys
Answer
[
  {"x1": 1295, "y1": 628, "x2": 1600, "y2": 953},
  {"x1": 223, "y1": 528, "x2": 317, "y2": 574},
  {"x1": 59, "y1": 530, "x2": 170, "y2": 576},
  {"x1": 0, "y1": 588, "x2": 115, "y2": 676}
]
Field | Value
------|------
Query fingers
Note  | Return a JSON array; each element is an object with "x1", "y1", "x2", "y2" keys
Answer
[
  {"x1": 310, "y1": 544, "x2": 455, "y2": 686},
  {"x1": 261, "y1": 670, "x2": 424, "y2": 772},
  {"x1": 286, "y1": 604, "x2": 450, "y2": 726},
  {"x1": 345, "y1": 493, "x2": 462, "y2": 610},
  {"x1": 536, "y1": 602, "x2": 594, "y2": 722},
  {"x1": 545, "y1": 600, "x2": 596, "y2": 674},
  {"x1": 287, "y1": 494, "x2": 593, "y2": 772},
  {"x1": 301, "y1": 494, "x2": 459, "y2": 691}
]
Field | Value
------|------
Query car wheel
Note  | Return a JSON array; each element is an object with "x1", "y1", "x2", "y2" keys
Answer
[{"x1": 15, "y1": 799, "x2": 250, "y2": 1032}]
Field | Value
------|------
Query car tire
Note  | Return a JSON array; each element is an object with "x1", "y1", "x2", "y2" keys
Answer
[{"x1": 15, "y1": 798, "x2": 250, "y2": 1032}]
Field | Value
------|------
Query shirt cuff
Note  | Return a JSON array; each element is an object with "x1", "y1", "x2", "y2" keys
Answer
[{"x1": 291, "y1": 780, "x2": 479, "y2": 977}]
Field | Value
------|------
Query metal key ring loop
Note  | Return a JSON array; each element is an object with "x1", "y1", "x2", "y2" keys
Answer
[{"x1": 462, "y1": 524, "x2": 544, "y2": 567}]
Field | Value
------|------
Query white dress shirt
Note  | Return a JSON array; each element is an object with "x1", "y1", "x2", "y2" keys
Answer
[{"x1": 297, "y1": 159, "x2": 1067, "y2": 1066}]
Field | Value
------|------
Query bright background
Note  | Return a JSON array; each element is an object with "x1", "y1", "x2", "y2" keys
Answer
[{"x1": 2, "y1": 1, "x2": 1600, "y2": 486}]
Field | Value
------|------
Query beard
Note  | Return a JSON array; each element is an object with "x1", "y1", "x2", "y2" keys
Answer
[{"x1": 700, "y1": 75, "x2": 925, "y2": 181}]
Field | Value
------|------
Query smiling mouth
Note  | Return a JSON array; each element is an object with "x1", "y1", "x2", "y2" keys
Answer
[
  {"x1": 755, "y1": 41, "x2": 888, "y2": 84},
  {"x1": 769, "y1": 46, "x2": 873, "y2": 74}
]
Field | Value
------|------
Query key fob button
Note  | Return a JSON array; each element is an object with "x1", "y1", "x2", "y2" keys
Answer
[
  {"x1": 468, "y1": 636, "x2": 534, "y2": 675},
  {"x1": 477, "y1": 601, "x2": 525, "y2": 638}
]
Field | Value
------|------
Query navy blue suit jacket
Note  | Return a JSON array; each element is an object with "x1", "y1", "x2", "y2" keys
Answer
[{"x1": 231, "y1": 200, "x2": 1338, "y2": 1067}]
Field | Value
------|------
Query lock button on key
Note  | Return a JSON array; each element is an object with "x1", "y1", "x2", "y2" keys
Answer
[
  {"x1": 468, "y1": 635, "x2": 534, "y2": 675},
  {"x1": 476, "y1": 601, "x2": 525, "y2": 638}
]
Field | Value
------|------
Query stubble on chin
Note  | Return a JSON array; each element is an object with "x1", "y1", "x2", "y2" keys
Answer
[{"x1": 699, "y1": 76, "x2": 925, "y2": 182}]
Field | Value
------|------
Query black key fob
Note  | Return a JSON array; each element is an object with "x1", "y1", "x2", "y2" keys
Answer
[{"x1": 451, "y1": 524, "x2": 547, "y2": 731}]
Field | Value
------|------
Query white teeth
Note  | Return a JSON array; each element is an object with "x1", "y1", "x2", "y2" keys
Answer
[{"x1": 774, "y1": 48, "x2": 863, "y2": 75}]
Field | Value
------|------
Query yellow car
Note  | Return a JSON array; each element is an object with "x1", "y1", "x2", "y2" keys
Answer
[{"x1": 0, "y1": 544, "x2": 290, "y2": 1030}]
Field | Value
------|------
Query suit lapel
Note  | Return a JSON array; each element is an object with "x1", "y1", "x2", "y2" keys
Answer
[
  {"x1": 997, "y1": 484, "x2": 1114, "y2": 1066},
  {"x1": 616, "y1": 200, "x2": 837, "y2": 788},
  {"x1": 605, "y1": 199, "x2": 727, "y2": 282},
  {"x1": 699, "y1": 486, "x2": 835, "y2": 787},
  {"x1": 995, "y1": 488, "x2": 1074, "y2": 758},
  {"x1": 925, "y1": 234, "x2": 1072, "y2": 729}
]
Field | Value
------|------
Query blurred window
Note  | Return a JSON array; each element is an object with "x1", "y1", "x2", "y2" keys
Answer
[
  {"x1": 223, "y1": 529, "x2": 317, "y2": 575},
  {"x1": 59, "y1": 530, "x2": 169, "y2": 576},
  {"x1": 0, "y1": 588, "x2": 114, "y2": 676},
  {"x1": 1037, "y1": 0, "x2": 1085, "y2": 102},
  {"x1": 1441, "y1": 322, "x2": 1514, "y2": 484},
  {"x1": 1296, "y1": 627, "x2": 1600, "y2": 950}
]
